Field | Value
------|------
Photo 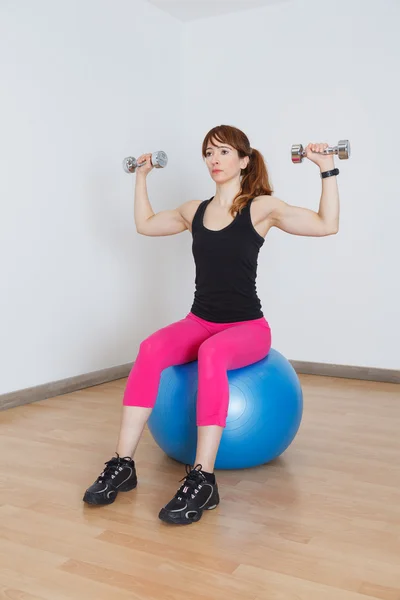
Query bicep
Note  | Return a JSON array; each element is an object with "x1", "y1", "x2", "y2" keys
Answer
[
  {"x1": 269, "y1": 199, "x2": 331, "y2": 237},
  {"x1": 137, "y1": 206, "x2": 188, "y2": 237}
]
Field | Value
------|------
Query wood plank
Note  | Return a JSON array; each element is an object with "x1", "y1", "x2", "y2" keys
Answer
[{"x1": 0, "y1": 374, "x2": 399, "y2": 599}]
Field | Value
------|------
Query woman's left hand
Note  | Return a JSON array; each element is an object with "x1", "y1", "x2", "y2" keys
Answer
[{"x1": 304, "y1": 142, "x2": 335, "y2": 169}]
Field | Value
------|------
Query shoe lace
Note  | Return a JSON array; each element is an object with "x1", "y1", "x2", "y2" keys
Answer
[
  {"x1": 97, "y1": 453, "x2": 130, "y2": 484},
  {"x1": 175, "y1": 464, "x2": 205, "y2": 501}
]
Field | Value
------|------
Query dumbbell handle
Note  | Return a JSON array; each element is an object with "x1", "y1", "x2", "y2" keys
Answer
[
  {"x1": 137, "y1": 152, "x2": 165, "y2": 167},
  {"x1": 298, "y1": 144, "x2": 341, "y2": 157}
]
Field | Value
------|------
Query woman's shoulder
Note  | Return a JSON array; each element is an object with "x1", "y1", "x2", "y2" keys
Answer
[
  {"x1": 178, "y1": 199, "x2": 206, "y2": 231},
  {"x1": 251, "y1": 194, "x2": 284, "y2": 220}
]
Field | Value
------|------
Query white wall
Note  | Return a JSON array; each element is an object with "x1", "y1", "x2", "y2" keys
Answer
[
  {"x1": 0, "y1": 0, "x2": 185, "y2": 394},
  {"x1": 182, "y1": 0, "x2": 400, "y2": 369},
  {"x1": 1, "y1": 0, "x2": 399, "y2": 397}
]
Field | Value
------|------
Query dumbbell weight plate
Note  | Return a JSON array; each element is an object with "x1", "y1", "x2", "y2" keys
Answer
[
  {"x1": 337, "y1": 140, "x2": 350, "y2": 160},
  {"x1": 152, "y1": 151, "x2": 168, "y2": 169},
  {"x1": 291, "y1": 144, "x2": 304, "y2": 164},
  {"x1": 122, "y1": 157, "x2": 138, "y2": 173}
]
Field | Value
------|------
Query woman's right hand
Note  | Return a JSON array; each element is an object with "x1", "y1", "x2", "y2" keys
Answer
[{"x1": 136, "y1": 153, "x2": 154, "y2": 177}]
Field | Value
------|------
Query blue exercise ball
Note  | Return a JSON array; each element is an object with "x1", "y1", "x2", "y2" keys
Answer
[{"x1": 147, "y1": 348, "x2": 303, "y2": 470}]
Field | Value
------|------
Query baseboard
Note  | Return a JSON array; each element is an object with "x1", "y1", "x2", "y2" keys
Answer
[
  {"x1": 1, "y1": 360, "x2": 398, "y2": 411},
  {"x1": 291, "y1": 360, "x2": 399, "y2": 384},
  {"x1": 0, "y1": 363, "x2": 133, "y2": 411}
]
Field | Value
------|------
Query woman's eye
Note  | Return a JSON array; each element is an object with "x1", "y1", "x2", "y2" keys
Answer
[{"x1": 206, "y1": 150, "x2": 228, "y2": 157}]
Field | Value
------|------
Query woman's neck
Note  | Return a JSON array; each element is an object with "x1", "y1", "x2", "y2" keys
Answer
[{"x1": 213, "y1": 178, "x2": 241, "y2": 208}]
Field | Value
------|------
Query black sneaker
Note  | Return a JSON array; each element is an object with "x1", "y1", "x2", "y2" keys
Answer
[
  {"x1": 158, "y1": 464, "x2": 220, "y2": 525},
  {"x1": 83, "y1": 454, "x2": 137, "y2": 506}
]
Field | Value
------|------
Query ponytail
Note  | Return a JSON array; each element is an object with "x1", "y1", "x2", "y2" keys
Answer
[{"x1": 231, "y1": 147, "x2": 273, "y2": 218}]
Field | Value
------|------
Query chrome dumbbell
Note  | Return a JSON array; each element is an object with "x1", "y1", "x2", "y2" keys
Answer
[
  {"x1": 291, "y1": 139, "x2": 351, "y2": 164},
  {"x1": 122, "y1": 151, "x2": 168, "y2": 173}
]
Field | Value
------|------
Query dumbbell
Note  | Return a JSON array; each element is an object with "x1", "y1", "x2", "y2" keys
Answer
[
  {"x1": 291, "y1": 139, "x2": 351, "y2": 164},
  {"x1": 122, "y1": 151, "x2": 168, "y2": 173}
]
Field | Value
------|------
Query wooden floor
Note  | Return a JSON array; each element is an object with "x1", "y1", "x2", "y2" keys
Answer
[{"x1": 1, "y1": 374, "x2": 400, "y2": 600}]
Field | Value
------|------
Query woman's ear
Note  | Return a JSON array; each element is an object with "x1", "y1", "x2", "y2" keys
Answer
[{"x1": 241, "y1": 156, "x2": 250, "y2": 170}]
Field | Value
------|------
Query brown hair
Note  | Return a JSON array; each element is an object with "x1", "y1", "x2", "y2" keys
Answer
[{"x1": 202, "y1": 124, "x2": 273, "y2": 217}]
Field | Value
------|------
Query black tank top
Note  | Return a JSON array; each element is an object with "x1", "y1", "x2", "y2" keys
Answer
[{"x1": 190, "y1": 197, "x2": 265, "y2": 323}]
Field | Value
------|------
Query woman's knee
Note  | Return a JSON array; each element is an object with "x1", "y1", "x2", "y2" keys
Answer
[
  {"x1": 138, "y1": 321, "x2": 194, "y2": 364},
  {"x1": 139, "y1": 331, "x2": 166, "y2": 357},
  {"x1": 198, "y1": 338, "x2": 217, "y2": 357},
  {"x1": 138, "y1": 332, "x2": 169, "y2": 362},
  {"x1": 198, "y1": 340, "x2": 224, "y2": 372}
]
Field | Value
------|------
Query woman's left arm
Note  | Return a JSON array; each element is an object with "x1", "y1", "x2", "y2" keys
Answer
[{"x1": 267, "y1": 143, "x2": 340, "y2": 237}]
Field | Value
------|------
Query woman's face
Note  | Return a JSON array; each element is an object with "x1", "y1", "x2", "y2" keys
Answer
[{"x1": 204, "y1": 139, "x2": 249, "y2": 183}]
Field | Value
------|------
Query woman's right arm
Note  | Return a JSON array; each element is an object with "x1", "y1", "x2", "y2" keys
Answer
[{"x1": 134, "y1": 154, "x2": 197, "y2": 237}]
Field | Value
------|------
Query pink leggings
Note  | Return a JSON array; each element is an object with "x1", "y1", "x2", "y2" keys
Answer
[{"x1": 122, "y1": 312, "x2": 271, "y2": 428}]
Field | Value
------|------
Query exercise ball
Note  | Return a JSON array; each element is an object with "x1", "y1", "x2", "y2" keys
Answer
[{"x1": 147, "y1": 348, "x2": 303, "y2": 470}]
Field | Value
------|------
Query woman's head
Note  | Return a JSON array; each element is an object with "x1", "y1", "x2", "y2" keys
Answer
[{"x1": 202, "y1": 125, "x2": 273, "y2": 217}]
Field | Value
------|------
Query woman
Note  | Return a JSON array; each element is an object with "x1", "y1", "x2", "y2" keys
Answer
[{"x1": 83, "y1": 125, "x2": 340, "y2": 525}]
